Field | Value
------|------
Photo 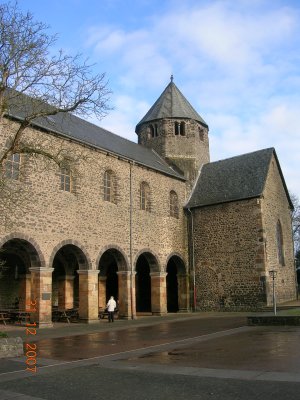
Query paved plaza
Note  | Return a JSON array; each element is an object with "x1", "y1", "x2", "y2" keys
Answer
[{"x1": 0, "y1": 310, "x2": 300, "y2": 399}]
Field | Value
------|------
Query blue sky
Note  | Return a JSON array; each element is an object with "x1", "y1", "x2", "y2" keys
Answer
[{"x1": 18, "y1": 0, "x2": 300, "y2": 199}]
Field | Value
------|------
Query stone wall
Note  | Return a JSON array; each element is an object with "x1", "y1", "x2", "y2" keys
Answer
[
  {"x1": 136, "y1": 118, "x2": 209, "y2": 191},
  {"x1": 261, "y1": 154, "x2": 296, "y2": 304},
  {"x1": 191, "y1": 154, "x2": 296, "y2": 311},
  {"x1": 0, "y1": 118, "x2": 188, "y2": 274},
  {"x1": 192, "y1": 198, "x2": 269, "y2": 311}
]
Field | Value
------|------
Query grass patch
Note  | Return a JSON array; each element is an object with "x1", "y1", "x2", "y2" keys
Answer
[
  {"x1": 0, "y1": 332, "x2": 8, "y2": 338},
  {"x1": 279, "y1": 308, "x2": 300, "y2": 316}
]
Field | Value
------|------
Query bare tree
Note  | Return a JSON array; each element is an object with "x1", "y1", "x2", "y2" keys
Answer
[
  {"x1": 0, "y1": 1, "x2": 111, "y2": 232},
  {"x1": 291, "y1": 193, "x2": 300, "y2": 254},
  {"x1": 0, "y1": 1, "x2": 111, "y2": 166}
]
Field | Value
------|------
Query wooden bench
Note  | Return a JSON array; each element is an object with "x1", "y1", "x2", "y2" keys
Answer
[
  {"x1": 0, "y1": 312, "x2": 11, "y2": 325},
  {"x1": 52, "y1": 309, "x2": 79, "y2": 324}
]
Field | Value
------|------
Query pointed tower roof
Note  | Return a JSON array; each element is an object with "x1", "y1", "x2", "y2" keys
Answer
[{"x1": 135, "y1": 76, "x2": 208, "y2": 131}]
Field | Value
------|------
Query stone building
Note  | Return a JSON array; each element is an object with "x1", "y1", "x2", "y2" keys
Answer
[{"x1": 0, "y1": 78, "x2": 296, "y2": 327}]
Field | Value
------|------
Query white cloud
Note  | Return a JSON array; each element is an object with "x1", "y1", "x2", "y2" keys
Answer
[
  {"x1": 90, "y1": 94, "x2": 149, "y2": 142},
  {"x1": 84, "y1": 0, "x2": 300, "y2": 199}
]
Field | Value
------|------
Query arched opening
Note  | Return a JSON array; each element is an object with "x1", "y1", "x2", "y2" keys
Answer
[
  {"x1": 166, "y1": 255, "x2": 187, "y2": 313},
  {"x1": 98, "y1": 251, "x2": 119, "y2": 304},
  {"x1": 167, "y1": 259, "x2": 178, "y2": 312},
  {"x1": 0, "y1": 238, "x2": 42, "y2": 312},
  {"x1": 98, "y1": 248, "x2": 128, "y2": 317},
  {"x1": 135, "y1": 254, "x2": 152, "y2": 312},
  {"x1": 52, "y1": 245, "x2": 86, "y2": 317}
]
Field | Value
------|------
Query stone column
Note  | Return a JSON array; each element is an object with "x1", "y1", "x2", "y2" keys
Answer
[
  {"x1": 58, "y1": 277, "x2": 64, "y2": 310},
  {"x1": 58, "y1": 275, "x2": 75, "y2": 310},
  {"x1": 65, "y1": 275, "x2": 75, "y2": 309},
  {"x1": 19, "y1": 274, "x2": 31, "y2": 311},
  {"x1": 178, "y1": 274, "x2": 189, "y2": 312},
  {"x1": 29, "y1": 267, "x2": 54, "y2": 328},
  {"x1": 78, "y1": 270, "x2": 99, "y2": 323},
  {"x1": 117, "y1": 271, "x2": 136, "y2": 319},
  {"x1": 150, "y1": 272, "x2": 167, "y2": 316},
  {"x1": 98, "y1": 276, "x2": 107, "y2": 311}
]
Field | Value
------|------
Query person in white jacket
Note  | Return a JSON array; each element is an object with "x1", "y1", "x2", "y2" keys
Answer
[{"x1": 106, "y1": 296, "x2": 117, "y2": 323}]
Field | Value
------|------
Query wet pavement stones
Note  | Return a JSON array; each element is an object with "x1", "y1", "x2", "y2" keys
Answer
[{"x1": 1, "y1": 311, "x2": 300, "y2": 399}]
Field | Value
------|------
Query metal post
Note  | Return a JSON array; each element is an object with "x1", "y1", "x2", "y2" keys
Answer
[{"x1": 269, "y1": 270, "x2": 277, "y2": 316}]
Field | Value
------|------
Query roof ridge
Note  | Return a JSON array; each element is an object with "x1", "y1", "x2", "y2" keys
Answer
[{"x1": 208, "y1": 147, "x2": 275, "y2": 166}]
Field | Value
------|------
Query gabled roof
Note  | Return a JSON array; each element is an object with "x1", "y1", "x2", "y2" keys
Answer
[
  {"x1": 6, "y1": 95, "x2": 185, "y2": 181},
  {"x1": 135, "y1": 78, "x2": 208, "y2": 130},
  {"x1": 185, "y1": 148, "x2": 293, "y2": 209}
]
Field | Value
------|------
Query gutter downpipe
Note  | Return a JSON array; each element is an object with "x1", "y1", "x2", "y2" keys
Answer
[
  {"x1": 187, "y1": 208, "x2": 196, "y2": 311},
  {"x1": 129, "y1": 161, "x2": 136, "y2": 319}
]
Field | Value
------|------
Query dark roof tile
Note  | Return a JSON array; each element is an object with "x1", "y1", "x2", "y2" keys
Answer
[
  {"x1": 186, "y1": 148, "x2": 283, "y2": 208},
  {"x1": 136, "y1": 81, "x2": 208, "y2": 129},
  {"x1": 7, "y1": 97, "x2": 184, "y2": 181}
]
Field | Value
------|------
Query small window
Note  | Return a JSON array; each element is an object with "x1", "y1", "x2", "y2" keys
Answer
[
  {"x1": 149, "y1": 125, "x2": 155, "y2": 138},
  {"x1": 140, "y1": 181, "x2": 151, "y2": 211},
  {"x1": 60, "y1": 165, "x2": 71, "y2": 192},
  {"x1": 199, "y1": 127, "x2": 204, "y2": 141},
  {"x1": 180, "y1": 122, "x2": 185, "y2": 136},
  {"x1": 103, "y1": 170, "x2": 116, "y2": 203},
  {"x1": 170, "y1": 190, "x2": 179, "y2": 218},
  {"x1": 4, "y1": 153, "x2": 20, "y2": 180},
  {"x1": 174, "y1": 122, "x2": 180, "y2": 135},
  {"x1": 276, "y1": 220, "x2": 285, "y2": 266}
]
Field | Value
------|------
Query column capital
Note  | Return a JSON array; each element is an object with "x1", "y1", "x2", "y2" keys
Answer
[
  {"x1": 150, "y1": 272, "x2": 167, "y2": 278},
  {"x1": 117, "y1": 270, "x2": 134, "y2": 276},
  {"x1": 29, "y1": 267, "x2": 54, "y2": 274},
  {"x1": 77, "y1": 269, "x2": 99, "y2": 276}
]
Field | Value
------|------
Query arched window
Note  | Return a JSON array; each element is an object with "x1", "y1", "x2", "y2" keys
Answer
[
  {"x1": 154, "y1": 124, "x2": 158, "y2": 137},
  {"x1": 276, "y1": 220, "x2": 285, "y2": 266},
  {"x1": 103, "y1": 170, "x2": 116, "y2": 203},
  {"x1": 4, "y1": 153, "x2": 20, "y2": 180},
  {"x1": 199, "y1": 127, "x2": 204, "y2": 141},
  {"x1": 149, "y1": 125, "x2": 155, "y2": 138},
  {"x1": 180, "y1": 122, "x2": 185, "y2": 136},
  {"x1": 60, "y1": 165, "x2": 72, "y2": 192},
  {"x1": 174, "y1": 122, "x2": 180, "y2": 136},
  {"x1": 140, "y1": 181, "x2": 151, "y2": 211},
  {"x1": 170, "y1": 190, "x2": 179, "y2": 218}
]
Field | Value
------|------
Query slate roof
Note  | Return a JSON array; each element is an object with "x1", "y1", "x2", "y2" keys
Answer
[
  {"x1": 135, "y1": 79, "x2": 208, "y2": 130},
  {"x1": 185, "y1": 148, "x2": 292, "y2": 209},
  {"x1": 6, "y1": 96, "x2": 185, "y2": 181}
]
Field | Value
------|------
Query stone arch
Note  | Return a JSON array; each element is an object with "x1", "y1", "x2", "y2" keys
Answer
[
  {"x1": 0, "y1": 234, "x2": 45, "y2": 310},
  {"x1": 165, "y1": 253, "x2": 187, "y2": 273},
  {"x1": 50, "y1": 241, "x2": 91, "y2": 312},
  {"x1": 166, "y1": 253, "x2": 188, "y2": 313},
  {"x1": 96, "y1": 244, "x2": 129, "y2": 272},
  {"x1": 134, "y1": 250, "x2": 161, "y2": 313},
  {"x1": 97, "y1": 246, "x2": 129, "y2": 315},
  {"x1": 0, "y1": 232, "x2": 46, "y2": 268},
  {"x1": 49, "y1": 239, "x2": 92, "y2": 270},
  {"x1": 134, "y1": 249, "x2": 161, "y2": 273}
]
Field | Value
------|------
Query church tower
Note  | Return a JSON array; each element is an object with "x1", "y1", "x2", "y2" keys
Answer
[{"x1": 135, "y1": 76, "x2": 210, "y2": 191}]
